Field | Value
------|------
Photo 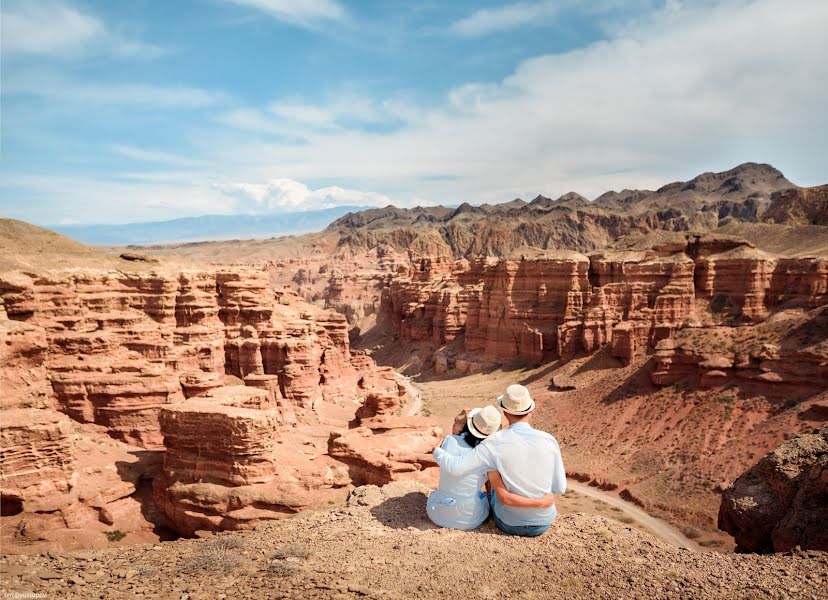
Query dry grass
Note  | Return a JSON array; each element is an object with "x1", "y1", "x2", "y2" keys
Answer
[
  {"x1": 271, "y1": 543, "x2": 312, "y2": 560},
  {"x1": 180, "y1": 536, "x2": 245, "y2": 575}
]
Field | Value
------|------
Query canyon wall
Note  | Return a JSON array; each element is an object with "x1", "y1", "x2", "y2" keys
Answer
[
  {"x1": 373, "y1": 237, "x2": 828, "y2": 381},
  {"x1": 0, "y1": 268, "x2": 440, "y2": 549}
]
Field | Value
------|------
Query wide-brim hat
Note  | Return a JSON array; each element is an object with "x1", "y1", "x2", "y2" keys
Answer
[
  {"x1": 498, "y1": 384, "x2": 535, "y2": 415},
  {"x1": 467, "y1": 405, "x2": 502, "y2": 438}
]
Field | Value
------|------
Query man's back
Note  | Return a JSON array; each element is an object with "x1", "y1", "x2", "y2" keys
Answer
[{"x1": 485, "y1": 422, "x2": 566, "y2": 526}]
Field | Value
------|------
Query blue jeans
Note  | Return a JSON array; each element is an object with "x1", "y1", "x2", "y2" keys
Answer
[{"x1": 492, "y1": 509, "x2": 550, "y2": 537}]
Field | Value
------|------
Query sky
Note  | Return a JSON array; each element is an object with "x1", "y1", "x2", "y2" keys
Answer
[{"x1": 0, "y1": 0, "x2": 826, "y2": 226}]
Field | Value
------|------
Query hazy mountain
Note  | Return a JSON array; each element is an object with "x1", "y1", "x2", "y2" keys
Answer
[{"x1": 51, "y1": 206, "x2": 372, "y2": 245}]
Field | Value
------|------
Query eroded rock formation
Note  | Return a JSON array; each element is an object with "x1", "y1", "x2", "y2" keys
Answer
[
  {"x1": 0, "y1": 267, "x2": 440, "y2": 547},
  {"x1": 374, "y1": 236, "x2": 828, "y2": 380},
  {"x1": 718, "y1": 425, "x2": 828, "y2": 553}
]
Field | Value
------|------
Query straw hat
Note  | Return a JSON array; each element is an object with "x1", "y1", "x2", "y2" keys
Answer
[
  {"x1": 497, "y1": 384, "x2": 535, "y2": 415},
  {"x1": 466, "y1": 405, "x2": 502, "y2": 438}
]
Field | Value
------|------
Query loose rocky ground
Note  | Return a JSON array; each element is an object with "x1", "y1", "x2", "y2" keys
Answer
[{"x1": 1, "y1": 482, "x2": 825, "y2": 600}]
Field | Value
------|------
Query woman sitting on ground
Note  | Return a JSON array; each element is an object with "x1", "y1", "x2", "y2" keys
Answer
[{"x1": 427, "y1": 407, "x2": 555, "y2": 530}]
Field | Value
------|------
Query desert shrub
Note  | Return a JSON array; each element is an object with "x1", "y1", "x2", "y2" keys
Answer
[
  {"x1": 699, "y1": 539, "x2": 724, "y2": 548},
  {"x1": 105, "y1": 530, "x2": 126, "y2": 542},
  {"x1": 265, "y1": 562, "x2": 298, "y2": 578},
  {"x1": 271, "y1": 543, "x2": 312, "y2": 560},
  {"x1": 180, "y1": 537, "x2": 244, "y2": 574},
  {"x1": 681, "y1": 527, "x2": 701, "y2": 539},
  {"x1": 212, "y1": 535, "x2": 244, "y2": 550},
  {"x1": 135, "y1": 564, "x2": 159, "y2": 578}
]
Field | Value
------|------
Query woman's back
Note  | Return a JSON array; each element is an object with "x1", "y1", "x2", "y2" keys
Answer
[{"x1": 426, "y1": 435, "x2": 490, "y2": 530}]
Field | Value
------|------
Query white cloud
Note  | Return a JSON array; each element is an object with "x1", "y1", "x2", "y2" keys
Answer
[
  {"x1": 222, "y1": 0, "x2": 346, "y2": 26},
  {"x1": 216, "y1": 93, "x2": 410, "y2": 140},
  {"x1": 1, "y1": 0, "x2": 102, "y2": 55},
  {"x1": 213, "y1": 178, "x2": 393, "y2": 212},
  {"x1": 0, "y1": 171, "x2": 399, "y2": 224},
  {"x1": 216, "y1": 0, "x2": 828, "y2": 201},
  {"x1": 111, "y1": 145, "x2": 205, "y2": 167},
  {"x1": 0, "y1": 173, "x2": 231, "y2": 224},
  {"x1": 1, "y1": 0, "x2": 165, "y2": 59},
  {"x1": 3, "y1": 71, "x2": 226, "y2": 108},
  {"x1": 3, "y1": 0, "x2": 826, "y2": 226},
  {"x1": 449, "y1": 1, "x2": 565, "y2": 37}
]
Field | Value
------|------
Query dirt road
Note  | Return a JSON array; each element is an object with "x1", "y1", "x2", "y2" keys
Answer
[
  {"x1": 396, "y1": 373, "x2": 423, "y2": 417},
  {"x1": 565, "y1": 481, "x2": 701, "y2": 550}
]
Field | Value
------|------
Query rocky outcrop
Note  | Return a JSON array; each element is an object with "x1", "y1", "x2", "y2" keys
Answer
[
  {"x1": 762, "y1": 184, "x2": 828, "y2": 226},
  {"x1": 651, "y1": 306, "x2": 828, "y2": 391},
  {"x1": 153, "y1": 369, "x2": 440, "y2": 536},
  {"x1": 718, "y1": 426, "x2": 828, "y2": 553},
  {"x1": 0, "y1": 409, "x2": 77, "y2": 514},
  {"x1": 0, "y1": 266, "x2": 441, "y2": 546}
]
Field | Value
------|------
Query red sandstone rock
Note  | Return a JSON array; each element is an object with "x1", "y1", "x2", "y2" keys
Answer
[
  {"x1": 371, "y1": 238, "x2": 827, "y2": 376},
  {"x1": 0, "y1": 266, "x2": 441, "y2": 542},
  {"x1": 0, "y1": 409, "x2": 77, "y2": 513}
]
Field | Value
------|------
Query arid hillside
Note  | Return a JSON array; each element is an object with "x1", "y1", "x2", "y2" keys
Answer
[{"x1": 2, "y1": 482, "x2": 827, "y2": 600}]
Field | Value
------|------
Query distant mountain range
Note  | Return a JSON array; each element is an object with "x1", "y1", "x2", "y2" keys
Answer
[{"x1": 51, "y1": 206, "x2": 372, "y2": 245}]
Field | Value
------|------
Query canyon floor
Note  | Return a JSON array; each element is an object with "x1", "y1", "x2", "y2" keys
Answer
[{"x1": 2, "y1": 481, "x2": 826, "y2": 600}]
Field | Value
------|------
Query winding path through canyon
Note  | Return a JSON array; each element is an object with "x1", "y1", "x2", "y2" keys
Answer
[
  {"x1": 565, "y1": 481, "x2": 701, "y2": 551},
  {"x1": 396, "y1": 374, "x2": 424, "y2": 417}
]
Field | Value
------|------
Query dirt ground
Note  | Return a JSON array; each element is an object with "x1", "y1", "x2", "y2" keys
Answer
[{"x1": 2, "y1": 481, "x2": 826, "y2": 600}]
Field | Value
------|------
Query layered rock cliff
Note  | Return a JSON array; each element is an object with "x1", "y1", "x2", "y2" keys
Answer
[
  {"x1": 375, "y1": 236, "x2": 828, "y2": 380},
  {"x1": 0, "y1": 267, "x2": 440, "y2": 549}
]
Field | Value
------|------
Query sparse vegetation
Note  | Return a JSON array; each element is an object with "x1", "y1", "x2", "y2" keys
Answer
[
  {"x1": 681, "y1": 527, "x2": 701, "y2": 539},
  {"x1": 699, "y1": 539, "x2": 725, "y2": 548},
  {"x1": 135, "y1": 564, "x2": 159, "y2": 578},
  {"x1": 265, "y1": 562, "x2": 298, "y2": 578},
  {"x1": 104, "y1": 530, "x2": 126, "y2": 542},
  {"x1": 271, "y1": 543, "x2": 312, "y2": 560},
  {"x1": 180, "y1": 536, "x2": 244, "y2": 574}
]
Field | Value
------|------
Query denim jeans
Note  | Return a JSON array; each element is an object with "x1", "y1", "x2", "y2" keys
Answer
[{"x1": 492, "y1": 510, "x2": 550, "y2": 537}]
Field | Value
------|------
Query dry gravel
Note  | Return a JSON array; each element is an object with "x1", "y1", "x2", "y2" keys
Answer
[{"x1": 1, "y1": 481, "x2": 826, "y2": 600}]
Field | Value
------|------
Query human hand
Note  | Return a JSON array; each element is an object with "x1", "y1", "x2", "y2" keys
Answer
[
  {"x1": 452, "y1": 409, "x2": 469, "y2": 435},
  {"x1": 540, "y1": 493, "x2": 556, "y2": 508}
]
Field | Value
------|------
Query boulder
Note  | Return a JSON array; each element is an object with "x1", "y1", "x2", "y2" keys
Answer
[{"x1": 718, "y1": 426, "x2": 828, "y2": 552}]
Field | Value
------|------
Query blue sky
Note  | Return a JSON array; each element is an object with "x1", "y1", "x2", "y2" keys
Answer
[{"x1": 1, "y1": 0, "x2": 826, "y2": 226}]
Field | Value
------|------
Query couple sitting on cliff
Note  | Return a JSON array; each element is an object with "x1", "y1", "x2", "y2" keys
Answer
[{"x1": 428, "y1": 384, "x2": 566, "y2": 536}]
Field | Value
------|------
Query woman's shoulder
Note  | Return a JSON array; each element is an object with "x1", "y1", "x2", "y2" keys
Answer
[{"x1": 442, "y1": 434, "x2": 471, "y2": 452}]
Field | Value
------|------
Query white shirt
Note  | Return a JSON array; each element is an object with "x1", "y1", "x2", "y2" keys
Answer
[{"x1": 432, "y1": 422, "x2": 566, "y2": 526}]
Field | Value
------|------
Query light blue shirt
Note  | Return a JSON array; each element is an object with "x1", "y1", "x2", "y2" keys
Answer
[
  {"x1": 432, "y1": 422, "x2": 566, "y2": 527},
  {"x1": 426, "y1": 435, "x2": 490, "y2": 530}
]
